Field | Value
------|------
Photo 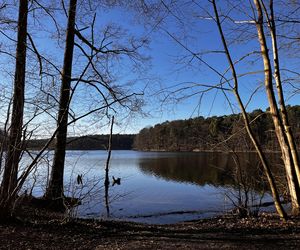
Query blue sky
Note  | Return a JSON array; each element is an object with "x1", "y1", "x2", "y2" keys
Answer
[
  {"x1": 0, "y1": 0, "x2": 299, "y2": 136},
  {"x1": 125, "y1": 0, "x2": 300, "y2": 134}
]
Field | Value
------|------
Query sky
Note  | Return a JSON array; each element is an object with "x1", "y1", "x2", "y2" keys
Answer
[
  {"x1": 0, "y1": 0, "x2": 299, "y2": 136},
  {"x1": 118, "y1": 0, "x2": 300, "y2": 134}
]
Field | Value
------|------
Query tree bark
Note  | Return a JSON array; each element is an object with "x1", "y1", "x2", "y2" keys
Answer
[
  {"x1": 0, "y1": 0, "x2": 28, "y2": 204},
  {"x1": 253, "y1": 0, "x2": 300, "y2": 215},
  {"x1": 45, "y1": 0, "x2": 77, "y2": 200}
]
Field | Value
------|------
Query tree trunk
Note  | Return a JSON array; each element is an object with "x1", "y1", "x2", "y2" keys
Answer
[
  {"x1": 253, "y1": 0, "x2": 300, "y2": 215},
  {"x1": 45, "y1": 0, "x2": 77, "y2": 201},
  {"x1": 266, "y1": 0, "x2": 300, "y2": 187},
  {"x1": 104, "y1": 115, "x2": 114, "y2": 217},
  {"x1": 0, "y1": 0, "x2": 28, "y2": 204},
  {"x1": 212, "y1": 0, "x2": 287, "y2": 219}
]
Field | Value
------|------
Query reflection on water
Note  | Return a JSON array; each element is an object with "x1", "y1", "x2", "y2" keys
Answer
[
  {"x1": 24, "y1": 150, "x2": 283, "y2": 224},
  {"x1": 137, "y1": 152, "x2": 282, "y2": 188},
  {"x1": 138, "y1": 152, "x2": 234, "y2": 186}
]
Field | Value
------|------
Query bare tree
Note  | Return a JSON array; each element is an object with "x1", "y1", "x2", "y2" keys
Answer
[
  {"x1": 211, "y1": 0, "x2": 286, "y2": 219},
  {"x1": 104, "y1": 115, "x2": 114, "y2": 217},
  {"x1": 44, "y1": 0, "x2": 147, "y2": 204},
  {"x1": 0, "y1": 0, "x2": 148, "y2": 219},
  {"x1": 0, "y1": 0, "x2": 28, "y2": 217},
  {"x1": 44, "y1": 0, "x2": 77, "y2": 203},
  {"x1": 261, "y1": 0, "x2": 300, "y2": 190},
  {"x1": 253, "y1": 0, "x2": 300, "y2": 215}
]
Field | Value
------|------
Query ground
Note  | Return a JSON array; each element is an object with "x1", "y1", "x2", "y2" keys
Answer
[{"x1": 0, "y1": 212, "x2": 300, "y2": 249}]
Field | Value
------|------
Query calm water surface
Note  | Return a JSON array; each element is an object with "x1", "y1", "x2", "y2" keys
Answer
[{"x1": 24, "y1": 150, "x2": 279, "y2": 224}]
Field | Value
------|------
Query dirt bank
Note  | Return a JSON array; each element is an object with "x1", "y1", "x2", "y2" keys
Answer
[{"x1": 0, "y1": 213, "x2": 300, "y2": 249}]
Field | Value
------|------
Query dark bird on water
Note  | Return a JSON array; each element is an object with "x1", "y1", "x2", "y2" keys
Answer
[{"x1": 112, "y1": 176, "x2": 121, "y2": 186}]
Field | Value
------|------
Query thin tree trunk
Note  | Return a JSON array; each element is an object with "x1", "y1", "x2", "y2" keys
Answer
[
  {"x1": 0, "y1": 0, "x2": 28, "y2": 204},
  {"x1": 0, "y1": 99, "x2": 12, "y2": 175},
  {"x1": 253, "y1": 0, "x2": 300, "y2": 215},
  {"x1": 104, "y1": 115, "x2": 114, "y2": 217},
  {"x1": 265, "y1": 0, "x2": 300, "y2": 186},
  {"x1": 212, "y1": 0, "x2": 287, "y2": 219},
  {"x1": 45, "y1": 0, "x2": 77, "y2": 200}
]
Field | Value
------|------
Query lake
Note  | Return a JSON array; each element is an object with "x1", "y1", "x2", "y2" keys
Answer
[{"x1": 23, "y1": 150, "x2": 282, "y2": 224}]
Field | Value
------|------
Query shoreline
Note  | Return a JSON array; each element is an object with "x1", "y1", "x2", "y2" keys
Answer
[
  {"x1": 133, "y1": 149, "x2": 284, "y2": 153},
  {"x1": 24, "y1": 148, "x2": 286, "y2": 153}
]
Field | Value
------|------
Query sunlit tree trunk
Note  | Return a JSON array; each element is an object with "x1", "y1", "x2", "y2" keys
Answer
[
  {"x1": 45, "y1": 0, "x2": 77, "y2": 201},
  {"x1": 0, "y1": 0, "x2": 28, "y2": 205},
  {"x1": 253, "y1": 0, "x2": 300, "y2": 215},
  {"x1": 212, "y1": 0, "x2": 287, "y2": 219},
  {"x1": 265, "y1": 0, "x2": 300, "y2": 187}
]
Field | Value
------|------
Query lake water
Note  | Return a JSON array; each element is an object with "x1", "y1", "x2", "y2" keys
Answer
[{"x1": 23, "y1": 150, "x2": 281, "y2": 224}]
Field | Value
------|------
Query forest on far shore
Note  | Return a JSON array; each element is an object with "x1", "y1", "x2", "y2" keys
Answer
[
  {"x1": 25, "y1": 134, "x2": 135, "y2": 150},
  {"x1": 1, "y1": 105, "x2": 298, "y2": 152},
  {"x1": 133, "y1": 105, "x2": 300, "y2": 152}
]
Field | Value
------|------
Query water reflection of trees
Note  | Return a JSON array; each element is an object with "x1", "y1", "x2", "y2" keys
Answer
[{"x1": 138, "y1": 152, "x2": 284, "y2": 189}]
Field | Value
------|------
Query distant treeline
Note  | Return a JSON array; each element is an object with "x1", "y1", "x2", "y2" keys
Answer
[
  {"x1": 26, "y1": 134, "x2": 135, "y2": 150},
  {"x1": 133, "y1": 105, "x2": 300, "y2": 152}
]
